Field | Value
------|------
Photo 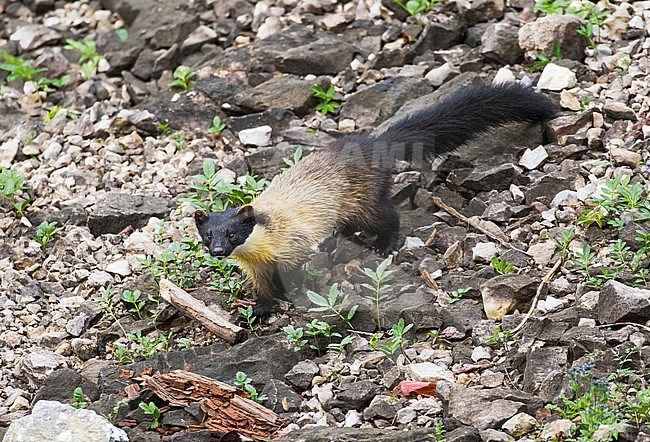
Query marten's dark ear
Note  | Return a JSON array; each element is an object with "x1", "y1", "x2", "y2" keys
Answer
[
  {"x1": 194, "y1": 210, "x2": 208, "y2": 225},
  {"x1": 237, "y1": 205, "x2": 255, "y2": 225}
]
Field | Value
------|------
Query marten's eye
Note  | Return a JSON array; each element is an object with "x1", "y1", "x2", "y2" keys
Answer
[
  {"x1": 206, "y1": 232, "x2": 212, "y2": 241},
  {"x1": 228, "y1": 232, "x2": 236, "y2": 240}
]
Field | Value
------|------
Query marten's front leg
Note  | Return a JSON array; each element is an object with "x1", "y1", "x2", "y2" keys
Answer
[{"x1": 247, "y1": 264, "x2": 286, "y2": 319}]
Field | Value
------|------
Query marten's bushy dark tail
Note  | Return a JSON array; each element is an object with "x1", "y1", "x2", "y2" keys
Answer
[{"x1": 373, "y1": 83, "x2": 557, "y2": 159}]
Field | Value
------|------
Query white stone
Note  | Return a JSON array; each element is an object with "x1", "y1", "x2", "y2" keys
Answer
[
  {"x1": 344, "y1": 409, "x2": 362, "y2": 427},
  {"x1": 537, "y1": 295, "x2": 565, "y2": 313},
  {"x1": 628, "y1": 16, "x2": 644, "y2": 29},
  {"x1": 238, "y1": 125, "x2": 272, "y2": 146},
  {"x1": 425, "y1": 63, "x2": 458, "y2": 86},
  {"x1": 472, "y1": 242, "x2": 498, "y2": 262},
  {"x1": 551, "y1": 189, "x2": 578, "y2": 208},
  {"x1": 338, "y1": 119, "x2": 355, "y2": 132},
  {"x1": 578, "y1": 318, "x2": 596, "y2": 327},
  {"x1": 493, "y1": 67, "x2": 516, "y2": 84},
  {"x1": 396, "y1": 406, "x2": 417, "y2": 424},
  {"x1": 405, "y1": 362, "x2": 455, "y2": 383},
  {"x1": 403, "y1": 236, "x2": 425, "y2": 249},
  {"x1": 3, "y1": 401, "x2": 128, "y2": 442},
  {"x1": 519, "y1": 145, "x2": 548, "y2": 170},
  {"x1": 105, "y1": 259, "x2": 131, "y2": 276},
  {"x1": 509, "y1": 184, "x2": 525, "y2": 203},
  {"x1": 257, "y1": 17, "x2": 283, "y2": 40},
  {"x1": 471, "y1": 346, "x2": 492, "y2": 362},
  {"x1": 0, "y1": 138, "x2": 19, "y2": 166},
  {"x1": 537, "y1": 63, "x2": 577, "y2": 91}
]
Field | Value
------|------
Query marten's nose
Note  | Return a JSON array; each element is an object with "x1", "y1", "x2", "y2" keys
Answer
[{"x1": 211, "y1": 247, "x2": 226, "y2": 257}]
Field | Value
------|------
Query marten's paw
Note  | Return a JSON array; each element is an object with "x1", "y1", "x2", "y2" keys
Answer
[{"x1": 251, "y1": 299, "x2": 278, "y2": 323}]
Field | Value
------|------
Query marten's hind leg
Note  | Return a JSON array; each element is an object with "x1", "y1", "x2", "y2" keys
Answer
[{"x1": 368, "y1": 204, "x2": 400, "y2": 256}]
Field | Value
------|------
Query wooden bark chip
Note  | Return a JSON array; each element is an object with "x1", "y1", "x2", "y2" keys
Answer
[
  {"x1": 159, "y1": 278, "x2": 247, "y2": 344},
  {"x1": 145, "y1": 370, "x2": 287, "y2": 440}
]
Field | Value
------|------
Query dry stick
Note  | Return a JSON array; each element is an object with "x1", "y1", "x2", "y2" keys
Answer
[
  {"x1": 159, "y1": 278, "x2": 247, "y2": 344},
  {"x1": 596, "y1": 322, "x2": 650, "y2": 333},
  {"x1": 510, "y1": 257, "x2": 563, "y2": 335},
  {"x1": 432, "y1": 196, "x2": 530, "y2": 255}
]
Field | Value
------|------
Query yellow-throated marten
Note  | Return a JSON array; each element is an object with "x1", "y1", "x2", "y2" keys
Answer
[{"x1": 194, "y1": 83, "x2": 556, "y2": 317}]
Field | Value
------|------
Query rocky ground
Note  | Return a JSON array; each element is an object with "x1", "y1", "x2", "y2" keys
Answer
[{"x1": 0, "y1": 0, "x2": 649, "y2": 441}]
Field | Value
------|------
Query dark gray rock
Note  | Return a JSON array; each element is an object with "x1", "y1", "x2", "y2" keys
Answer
[
  {"x1": 131, "y1": 45, "x2": 181, "y2": 80},
  {"x1": 274, "y1": 427, "x2": 438, "y2": 442},
  {"x1": 33, "y1": 368, "x2": 100, "y2": 404},
  {"x1": 437, "y1": 382, "x2": 531, "y2": 430},
  {"x1": 598, "y1": 280, "x2": 650, "y2": 324},
  {"x1": 275, "y1": 37, "x2": 357, "y2": 75},
  {"x1": 325, "y1": 380, "x2": 382, "y2": 412},
  {"x1": 23, "y1": 0, "x2": 54, "y2": 12},
  {"x1": 229, "y1": 75, "x2": 320, "y2": 117},
  {"x1": 446, "y1": 426, "x2": 481, "y2": 442},
  {"x1": 262, "y1": 379, "x2": 302, "y2": 413},
  {"x1": 363, "y1": 395, "x2": 398, "y2": 420},
  {"x1": 162, "y1": 429, "x2": 212, "y2": 442},
  {"x1": 284, "y1": 360, "x2": 319, "y2": 390},
  {"x1": 228, "y1": 109, "x2": 298, "y2": 133},
  {"x1": 88, "y1": 192, "x2": 169, "y2": 236},
  {"x1": 480, "y1": 23, "x2": 523, "y2": 65},
  {"x1": 145, "y1": 13, "x2": 199, "y2": 49},
  {"x1": 100, "y1": 335, "x2": 302, "y2": 395},
  {"x1": 448, "y1": 164, "x2": 521, "y2": 193},
  {"x1": 340, "y1": 77, "x2": 432, "y2": 128},
  {"x1": 523, "y1": 347, "x2": 568, "y2": 402},
  {"x1": 460, "y1": 0, "x2": 505, "y2": 26},
  {"x1": 138, "y1": 91, "x2": 224, "y2": 132},
  {"x1": 441, "y1": 299, "x2": 486, "y2": 334},
  {"x1": 525, "y1": 171, "x2": 577, "y2": 206},
  {"x1": 414, "y1": 15, "x2": 468, "y2": 54}
]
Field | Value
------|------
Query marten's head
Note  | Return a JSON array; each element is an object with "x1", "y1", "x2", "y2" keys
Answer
[{"x1": 194, "y1": 205, "x2": 256, "y2": 258}]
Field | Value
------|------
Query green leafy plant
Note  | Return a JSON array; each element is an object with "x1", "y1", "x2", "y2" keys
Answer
[
  {"x1": 107, "y1": 399, "x2": 126, "y2": 423},
  {"x1": 180, "y1": 159, "x2": 267, "y2": 213},
  {"x1": 393, "y1": 0, "x2": 440, "y2": 25},
  {"x1": 177, "y1": 337, "x2": 193, "y2": 349},
  {"x1": 0, "y1": 53, "x2": 68, "y2": 92},
  {"x1": 138, "y1": 402, "x2": 161, "y2": 429},
  {"x1": 282, "y1": 147, "x2": 303, "y2": 170},
  {"x1": 370, "y1": 318, "x2": 413, "y2": 357},
  {"x1": 209, "y1": 116, "x2": 227, "y2": 135},
  {"x1": 305, "y1": 319, "x2": 341, "y2": 355},
  {"x1": 238, "y1": 305, "x2": 259, "y2": 335},
  {"x1": 490, "y1": 257, "x2": 515, "y2": 275},
  {"x1": 283, "y1": 325, "x2": 308, "y2": 351},
  {"x1": 310, "y1": 85, "x2": 340, "y2": 115},
  {"x1": 44, "y1": 105, "x2": 76, "y2": 124},
  {"x1": 65, "y1": 39, "x2": 102, "y2": 79},
  {"x1": 528, "y1": 41, "x2": 563, "y2": 71},
  {"x1": 426, "y1": 420, "x2": 446, "y2": 440},
  {"x1": 573, "y1": 243, "x2": 599, "y2": 285},
  {"x1": 448, "y1": 287, "x2": 470, "y2": 304},
  {"x1": 34, "y1": 220, "x2": 62, "y2": 252},
  {"x1": 71, "y1": 387, "x2": 88, "y2": 409},
  {"x1": 361, "y1": 258, "x2": 393, "y2": 330},
  {"x1": 121, "y1": 290, "x2": 145, "y2": 320},
  {"x1": 485, "y1": 326, "x2": 512, "y2": 352},
  {"x1": 555, "y1": 227, "x2": 575, "y2": 259},
  {"x1": 168, "y1": 66, "x2": 196, "y2": 91},
  {"x1": 234, "y1": 371, "x2": 268, "y2": 404},
  {"x1": 306, "y1": 283, "x2": 358, "y2": 329},
  {"x1": 0, "y1": 168, "x2": 30, "y2": 216}
]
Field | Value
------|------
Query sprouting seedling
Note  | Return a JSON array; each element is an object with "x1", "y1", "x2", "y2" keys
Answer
[
  {"x1": 234, "y1": 371, "x2": 268, "y2": 404},
  {"x1": 121, "y1": 290, "x2": 145, "y2": 320},
  {"x1": 0, "y1": 168, "x2": 30, "y2": 216},
  {"x1": 34, "y1": 220, "x2": 62, "y2": 252},
  {"x1": 71, "y1": 387, "x2": 88, "y2": 409},
  {"x1": 361, "y1": 258, "x2": 393, "y2": 330},
  {"x1": 168, "y1": 66, "x2": 196, "y2": 90},
  {"x1": 282, "y1": 147, "x2": 303, "y2": 170},
  {"x1": 210, "y1": 116, "x2": 227, "y2": 135},
  {"x1": 310, "y1": 85, "x2": 340, "y2": 115},
  {"x1": 448, "y1": 287, "x2": 470, "y2": 304},
  {"x1": 138, "y1": 402, "x2": 161, "y2": 429},
  {"x1": 392, "y1": 0, "x2": 440, "y2": 25},
  {"x1": 490, "y1": 257, "x2": 515, "y2": 275},
  {"x1": 65, "y1": 39, "x2": 102, "y2": 79}
]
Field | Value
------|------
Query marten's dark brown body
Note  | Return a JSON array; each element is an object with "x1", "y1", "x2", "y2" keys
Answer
[{"x1": 195, "y1": 83, "x2": 556, "y2": 316}]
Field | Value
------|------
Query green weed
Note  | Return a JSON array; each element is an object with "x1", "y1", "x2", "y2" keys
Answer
[
  {"x1": 34, "y1": 220, "x2": 62, "y2": 252},
  {"x1": 311, "y1": 85, "x2": 340, "y2": 115}
]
